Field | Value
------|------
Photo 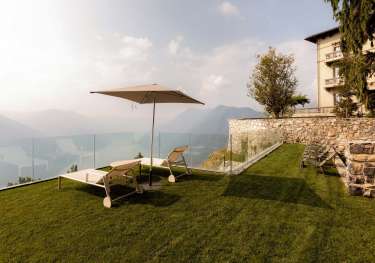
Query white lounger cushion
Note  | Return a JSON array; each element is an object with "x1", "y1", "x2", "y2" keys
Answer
[
  {"x1": 60, "y1": 169, "x2": 107, "y2": 185},
  {"x1": 140, "y1": 158, "x2": 168, "y2": 167}
]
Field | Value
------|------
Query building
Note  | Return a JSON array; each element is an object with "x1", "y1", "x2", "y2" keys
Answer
[{"x1": 305, "y1": 27, "x2": 375, "y2": 111}]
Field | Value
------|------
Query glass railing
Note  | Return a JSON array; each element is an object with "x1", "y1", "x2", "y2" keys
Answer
[
  {"x1": 228, "y1": 129, "x2": 283, "y2": 173},
  {"x1": 0, "y1": 129, "x2": 284, "y2": 189},
  {"x1": 0, "y1": 132, "x2": 230, "y2": 189}
]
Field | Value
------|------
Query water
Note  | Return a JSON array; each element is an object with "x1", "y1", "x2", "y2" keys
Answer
[{"x1": 0, "y1": 132, "x2": 228, "y2": 188}]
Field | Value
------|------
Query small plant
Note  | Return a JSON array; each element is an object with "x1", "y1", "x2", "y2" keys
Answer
[
  {"x1": 67, "y1": 164, "x2": 78, "y2": 173},
  {"x1": 18, "y1": 177, "x2": 33, "y2": 184},
  {"x1": 134, "y1": 152, "x2": 144, "y2": 159}
]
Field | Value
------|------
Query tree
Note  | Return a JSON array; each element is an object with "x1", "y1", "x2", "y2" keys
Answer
[
  {"x1": 325, "y1": 0, "x2": 375, "y2": 110},
  {"x1": 333, "y1": 86, "x2": 358, "y2": 117},
  {"x1": 290, "y1": 95, "x2": 310, "y2": 108},
  {"x1": 248, "y1": 47, "x2": 308, "y2": 118}
]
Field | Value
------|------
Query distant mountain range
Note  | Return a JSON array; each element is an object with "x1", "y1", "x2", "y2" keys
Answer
[
  {"x1": 160, "y1": 105, "x2": 263, "y2": 134},
  {"x1": 0, "y1": 115, "x2": 41, "y2": 144},
  {"x1": 0, "y1": 105, "x2": 263, "y2": 142},
  {"x1": 4, "y1": 110, "x2": 149, "y2": 137}
]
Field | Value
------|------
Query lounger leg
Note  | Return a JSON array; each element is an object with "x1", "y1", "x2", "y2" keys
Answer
[
  {"x1": 182, "y1": 156, "x2": 192, "y2": 175},
  {"x1": 168, "y1": 162, "x2": 176, "y2": 183},
  {"x1": 103, "y1": 176, "x2": 112, "y2": 208},
  {"x1": 135, "y1": 174, "x2": 143, "y2": 194},
  {"x1": 58, "y1": 176, "x2": 61, "y2": 190}
]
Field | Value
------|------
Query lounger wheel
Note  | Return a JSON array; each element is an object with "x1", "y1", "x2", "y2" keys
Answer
[
  {"x1": 168, "y1": 175, "x2": 176, "y2": 183},
  {"x1": 103, "y1": 196, "x2": 112, "y2": 208}
]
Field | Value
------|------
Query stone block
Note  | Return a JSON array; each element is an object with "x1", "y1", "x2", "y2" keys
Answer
[
  {"x1": 348, "y1": 184, "x2": 365, "y2": 196},
  {"x1": 364, "y1": 165, "x2": 375, "y2": 178},
  {"x1": 349, "y1": 143, "x2": 374, "y2": 154},
  {"x1": 348, "y1": 162, "x2": 364, "y2": 175},
  {"x1": 350, "y1": 154, "x2": 368, "y2": 162},
  {"x1": 366, "y1": 177, "x2": 375, "y2": 184},
  {"x1": 354, "y1": 175, "x2": 366, "y2": 184}
]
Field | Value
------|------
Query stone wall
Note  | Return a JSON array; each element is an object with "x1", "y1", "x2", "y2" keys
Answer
[
  {"x1": 229, "y1": 117, "x2": 375, "y2": 197},
  {"x1": 229, "y1": 117, "x2": 375, "y2": 154},
  {"x1": 346, "y1": 141, "x2": 375, "y2": 197}
]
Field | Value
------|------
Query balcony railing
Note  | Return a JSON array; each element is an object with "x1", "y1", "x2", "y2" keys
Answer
[
  {"x1": 294, "y1": 107, "x2": 335, "y2": 115},
  {"x1": 325, "y1": 78, "x2": 344, "y2": 88},
  {"x1": 325, "y1": 50, "x2": 343, "y2": 62}
]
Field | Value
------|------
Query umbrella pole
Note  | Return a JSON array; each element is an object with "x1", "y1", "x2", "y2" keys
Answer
[{"x1": 149, "y1": 98, "x2": 156, "y2": 186}]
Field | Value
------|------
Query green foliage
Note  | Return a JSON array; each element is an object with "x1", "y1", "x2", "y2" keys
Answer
[
  {"x1": 333, "y1": 87, "x2": 358, "y2": 117},
  {"x1": 67, "y1": 164, "x2": 78, "y2": 173},
  {"x1": 367, "y1": 92, "x2": 375, "y2": 116},
  {"x1": 18, "y1": 176, "x2": 33, "y2": 184},
  {"x1": 325, "y1": 0, "x2": 375, "y2": 110},
  {"x1": 134, "y1": 152, "x2": 144, "y2": 159},
  {"x1": 290, "y1": 94, "x2": 310, "y2": 107},
  {"x1": 248, "y1": 47, "x2": 308, "y2": 118}
]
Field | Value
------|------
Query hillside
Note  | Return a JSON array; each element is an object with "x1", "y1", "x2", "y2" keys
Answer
[
  {"x1": 0, "y1": 115, "x2": 40, "y2": 144},
  {"x1": 160, "y1": 105, "x2": 263, "y2": 134},
  {"x1": 5, "y1": 110, "x2": 149, "y2": 137}
]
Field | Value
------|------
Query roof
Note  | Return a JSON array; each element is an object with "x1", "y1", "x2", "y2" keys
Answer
[{"x1": 305, "y1": 27, "x2": 339, "y2": 44}]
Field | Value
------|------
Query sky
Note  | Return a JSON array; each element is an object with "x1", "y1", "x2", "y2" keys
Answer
[{"x1": 0, "y1": 0, "x2": 337, "y2": 120}]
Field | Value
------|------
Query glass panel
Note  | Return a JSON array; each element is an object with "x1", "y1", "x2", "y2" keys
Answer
[
  {"x1": 190, "y1": 133, "x2": 228, "y2": 172},
  {"x1": 33, "y1": 135, "x2": 95, "y2": 181},
  {"x1": 95, "y1": 132, "x2": 150, "y2": 168},
  {"x1": 229, "y1": 129, "x2": 283, "y2": 172},
  {"x1": 0, "y1": 138, "x2": 33, "y2": 188}
]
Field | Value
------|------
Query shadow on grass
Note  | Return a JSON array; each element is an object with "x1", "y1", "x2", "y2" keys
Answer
[
  {"x1": 177, "y1": 173, "x2": 223, "y2": 182},
  {"x1": 75, "y1": 182, "x2": 180, "y2": 208},
  {"x1": 142, "y1": 165, "x2": 224, "y2": 182},
  {"x1": 223, "y1": 174, "x2": 332, "y2": 209}
]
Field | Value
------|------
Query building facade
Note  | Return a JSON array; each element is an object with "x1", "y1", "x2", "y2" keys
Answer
[{"x1": 305, "y1": 27, "x2": 375, "y2": 110}]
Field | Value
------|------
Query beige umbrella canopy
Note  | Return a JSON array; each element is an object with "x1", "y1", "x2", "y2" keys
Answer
[{"x1": 91, "y1": 83, "x2": 204, "y2": 186}]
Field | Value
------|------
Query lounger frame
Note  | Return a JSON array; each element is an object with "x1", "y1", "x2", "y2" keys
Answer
[{"x1": 58, "y1": 161, "x2": 143, "y2": 208}]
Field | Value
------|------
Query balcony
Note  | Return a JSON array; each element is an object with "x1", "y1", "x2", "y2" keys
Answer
[
  {"x1": 325, "y1": 78, "x2": 344, "y2": 88},
  {"x1": 325, "y1": 50, "x2": 343, "y2": 63},
  {"x1": 293, "y1": 106, "x2": 335, "y2": 117}
]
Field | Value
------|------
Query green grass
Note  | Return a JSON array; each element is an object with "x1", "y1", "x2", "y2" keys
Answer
[{"x1": 1, "y1": 144, "x2": 375, "y2": 262}]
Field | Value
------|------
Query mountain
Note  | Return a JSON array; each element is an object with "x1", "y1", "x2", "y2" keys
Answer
[
  {"x1": 5, "y1": 109, "x2": 151, "y2": 137},
  {"x1": 0, "y1": 115, "x2": 41, "y2": 144},
  {"x1": 160, "y1": 105, "x2": 263, "y2": 134}
]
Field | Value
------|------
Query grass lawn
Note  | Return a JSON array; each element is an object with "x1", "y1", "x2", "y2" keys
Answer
[{"x1": 1, "y1": 144, "x2": 375, "y2": 262}]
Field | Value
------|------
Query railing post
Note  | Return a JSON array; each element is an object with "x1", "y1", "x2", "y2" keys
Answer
[
  {"x1": 158, "y1": 132, "x2": 161, "y2": 158},
  {"x1": 31, "y1": 138, "x2": 35, "y2": 180},
  {"x1": 93, "y1": 134, "x2": 96, "y2": 169},
  {"x1": 230, "y1": 134, "x2": 233, "y2": 175},
  {"x1": 189, "y1": 133, "x2": 192, "y2": 167}
]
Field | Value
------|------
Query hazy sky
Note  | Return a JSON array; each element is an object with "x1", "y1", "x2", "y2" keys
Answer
[{"x1": 0, "y1": 0, "x2": 336, "y2": 119}]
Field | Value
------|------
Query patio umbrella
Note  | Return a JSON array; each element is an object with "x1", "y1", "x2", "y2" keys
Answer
[{"x1": 91, "y1": 83, "x2": 204, "y2": 186}]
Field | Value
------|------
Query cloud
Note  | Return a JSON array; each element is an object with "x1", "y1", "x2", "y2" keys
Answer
[
  {"x1": 159, "y1": 37, "x2": 316, "y2": 110},
  {"x1": 168, "y1": 35, "x2": 184, "y2": 55},
  {"x1": 218, "y1": 1, "x2": 240, "y2": 16},
  {"x1": 202, "y1": 74, "x2": 225, "y2": 91},
  {"x1": 276, "y1": 40, "x2": 317, "y2": 105},
  {"x1": 120, "y1": 36, "x2": 153, "y2": 61}
]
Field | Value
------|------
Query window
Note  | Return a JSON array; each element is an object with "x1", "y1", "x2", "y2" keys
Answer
[
  {"x1": 334, "y1": 93, "x2": 341, "y2": 105},
  {"x1": 333, "y1": 45, "x2": 341, "y2": 52},
  {"x1": 333, "y1": 66, "x2": 340, "y2": 79}
]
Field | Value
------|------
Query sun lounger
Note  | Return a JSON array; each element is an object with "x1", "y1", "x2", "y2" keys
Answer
[
  {"x1": 164, "y1": 145, "x2": 192, "y2": 183},
  {"x1": 138, "y1": 145, "x2": 192, "y2": 183},
  {"x1": 58, "y1": 159, "x2": 142, "y2": 208}
]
